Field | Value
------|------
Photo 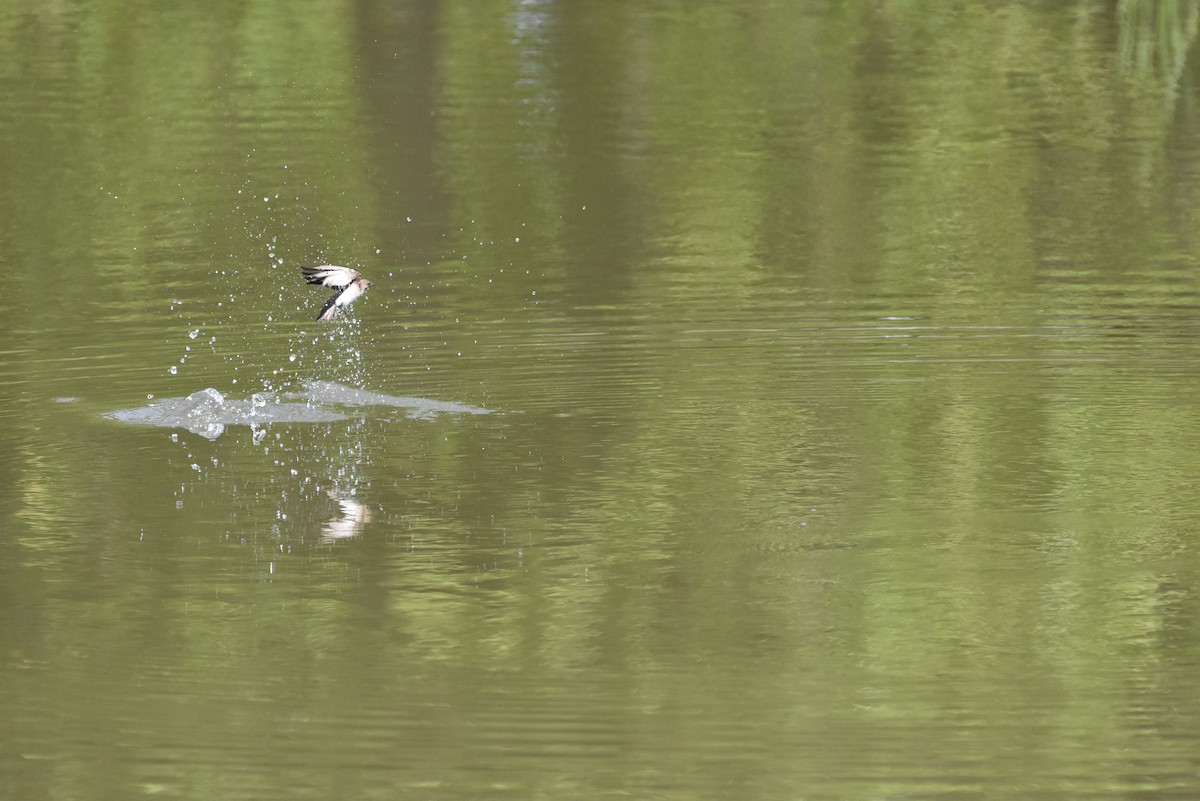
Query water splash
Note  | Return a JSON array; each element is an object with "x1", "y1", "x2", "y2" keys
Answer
[
  {"x1": 107, "y1": 387, "x2": 347, "y2": 440},
  {"x1": 106, "y1": 381, "x2": 493, "y2": 439}
]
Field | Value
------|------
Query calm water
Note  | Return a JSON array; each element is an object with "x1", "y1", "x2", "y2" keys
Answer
[{"x1": 3, "y1": 2, "x2": 1200, "y2": 799}]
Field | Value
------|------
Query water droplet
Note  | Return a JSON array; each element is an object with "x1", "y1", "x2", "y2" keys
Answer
[
  {"x1": 188, "y1": 329, "x2": 199, "y2": 339},
  {"x1": 168, "y1": 365, "x2": 178, "y2": 375}
]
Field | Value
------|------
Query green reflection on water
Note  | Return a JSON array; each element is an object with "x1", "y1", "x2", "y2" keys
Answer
[{"x1": 2, "y1": 2, "x2": 1200, "y2": 800}]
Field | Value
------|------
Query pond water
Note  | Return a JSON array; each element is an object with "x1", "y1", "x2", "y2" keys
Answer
[{"x1": 3, "y1": 2, "x2": 1200, "y2": 800}]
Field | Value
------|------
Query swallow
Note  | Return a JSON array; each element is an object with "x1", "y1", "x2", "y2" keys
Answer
[{"x1": 300, "y1": 265, "x2": 373, "y2": 322}]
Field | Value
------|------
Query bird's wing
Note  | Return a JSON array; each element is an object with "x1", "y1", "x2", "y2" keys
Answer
[{"x1": 301, "y1": 265, "x2": 358, "y2": 288}]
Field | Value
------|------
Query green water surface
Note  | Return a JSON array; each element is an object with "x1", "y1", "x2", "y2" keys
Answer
[{"x1": 2, "y1": 2, "x2": 1200, "y2": 799}]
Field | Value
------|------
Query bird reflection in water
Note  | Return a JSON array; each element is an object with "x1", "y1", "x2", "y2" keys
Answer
[{"x1": 320, "y1": 488, "x2": 372, "y2": 542}]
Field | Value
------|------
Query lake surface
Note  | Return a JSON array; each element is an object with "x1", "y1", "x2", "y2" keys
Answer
[{"x1": 3, "y1": 2, "x2": 1200, "y2": 799}]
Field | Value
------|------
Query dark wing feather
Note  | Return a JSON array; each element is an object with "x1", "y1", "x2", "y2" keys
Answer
[
  {"x1": 301, "y1": 266, "x2": 333, "y2": 286},
  {"x1": 301, "y1": 265, "x2": 357, "y2": 288}
]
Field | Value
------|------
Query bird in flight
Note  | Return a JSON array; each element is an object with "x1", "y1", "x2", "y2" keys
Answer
[{"x1": 300, "y1": 265, "x2": 373, "y2": 322}]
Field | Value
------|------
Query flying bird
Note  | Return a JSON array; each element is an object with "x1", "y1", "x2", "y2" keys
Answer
[{"x1": 301, "y1": 265, "x2": 373, "y2": 322}]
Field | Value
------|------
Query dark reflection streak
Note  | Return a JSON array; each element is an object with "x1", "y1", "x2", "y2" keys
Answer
[
  {"x1": 351, "y1": 0, "x2": 449, "y2": 263},
  {"x1": 545, "y1": 3, "x2": 645, "y2": 306}
]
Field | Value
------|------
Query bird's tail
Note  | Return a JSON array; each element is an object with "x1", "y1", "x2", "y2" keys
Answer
[{"x1": 316, "y1": 296, "x2": 339, "y2": 322}]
